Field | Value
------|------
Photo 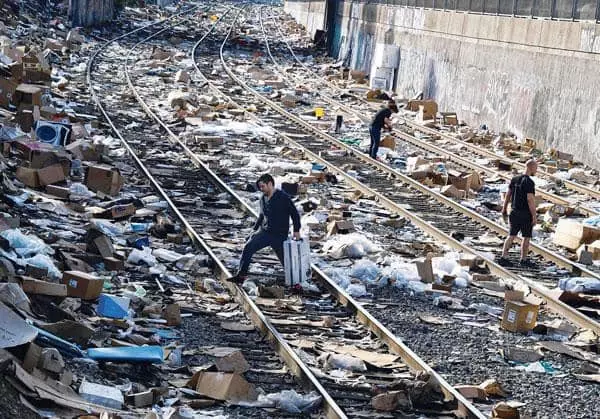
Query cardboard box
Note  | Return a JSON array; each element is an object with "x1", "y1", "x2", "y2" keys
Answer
[
  {"x1": 45, "y1": 184, "x2": 70, "y2": 199},
  {"x1": 21, "y1": 277, "x2": 68, "y2": 296},
  {"x1": 101, "y1": 204, "x2": 136, "y2": 220},
  {"x1": 38, "y1": 163, "x2": 66, "y2": 186},
  {"x1": 501, "y1": 300, "x2": 539, "y2": 333},
  {"x1": 87, "y1": 232, "x2": 114, "y2": 258},
  {"x1": 553, "y1": 219, "x2": 600, "y2": 251},
  {"x1": 301, "y1": 176, "x2": 318, "y2": 184},
  {"x1": 0, "y1": 78, "x2": 18, "y2": 107},
  {"x1": 16, "y1": 166, "x2": 40, "y2": 188},
  {"x1": 327, "y1": 220, "x2": 355, "y2": 236},
  {"x1": 61, "y1": 270, "x2": 104, "y2": 300},
  {"x1": 14, "y1": 84, "x2": 42, "y2": 108},
  {"x1": 86, "y1": 165, "x2": 123, "y2": 196},
  {"x1": 195, "y1": 372, "x2": 258, "y2": 402},
  {"x1": 103, "y1": 257, "x2": 124, "y2": 271},
  {"x1": 441, "y1": 184, "x2": 466, "y2": 199},
  {"x1": 380, "y1": 135, "x2": 396, "y2": 150},
  {"x1": 588, "y1": 240, "x2": 600, "y2": 260},
  {"x1": 447, "y1": 170, "x2": 472, "y2": 191},
  {"x1": 407, "y1": 100, "x2": 438, "y2": 119},
  {"x1": 415, "y1": 253, "x2": 434, "y2": 283},
  {"x1": 65, "y1": 140, "x2": 101, "y2": 161}
]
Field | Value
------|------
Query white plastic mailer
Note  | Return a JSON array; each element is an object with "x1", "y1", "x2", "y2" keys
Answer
[{"x1": 283, "y1": 238, "x2": 311, "y2": 287}]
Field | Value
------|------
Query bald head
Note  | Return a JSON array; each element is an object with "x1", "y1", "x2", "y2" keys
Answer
[{"x1": 525, "y1": 159, "x2": 538, "y2": 176}]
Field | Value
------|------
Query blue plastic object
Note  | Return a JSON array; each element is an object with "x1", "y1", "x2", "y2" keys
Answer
[
  {"x1": 97, "y1": 294, "x2": 130, "y2": 319},
  {"x1": 31, "y1": 325, "x2": 85, "y2": 358},
  {"x1": 87, "y1": 346, "x2": 163, "y2": 364}
]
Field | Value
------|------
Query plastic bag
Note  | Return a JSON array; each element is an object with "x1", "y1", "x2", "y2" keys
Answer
[
  {"x1": 23, "y1": 254, "x2": 61, "y2": 279},
  {"x1": 152, "y1": 248, "x2": 185, "y2": 263},
  {"x1": 1, "y1": 229, "x2": 52, "y2": 257},
  {"x1": 90, "y1": 219, "x2": 124, "y2": 238},
  {"x1": 407, "y1": 280, "x2": 426, "y2": 294},
  {"x1": 433, "y1": 252, "x2": 460, "y2": 275},
  {"x1": 267, "y1": 390, "x2": 322, "y2": 414},
  {"x1": 318, "y1": 352, "x2": 367, "y2": 372},
  {"x1": 350, "y1": 260, "x2": 380, "y2": 282},
  {"x1": 346, "y1": 282, "x2": 368, "y2": 297},
  {"x1": 468, "y1": 302, "x2": 503, "y2": 316},
  {"x1": 558, "y1": 277, "x2": 600, "y2": 293},
  {"x1": 69, "y1": 183, "x2": 95, "y2": 198},
  {"x1": 127, "y1": 247, "x2": 157, "y2": 266}
]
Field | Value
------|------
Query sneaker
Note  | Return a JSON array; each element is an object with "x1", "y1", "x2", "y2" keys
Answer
[
  {"x1": 497, "y1": 257, "x2": 512, "y2": 267},
  {"x1": 519, "y1": 259, "x2": 537, "y2": 268},
  {"x1": 227, "y1": 273, "x2": 247, "y2": 284}
]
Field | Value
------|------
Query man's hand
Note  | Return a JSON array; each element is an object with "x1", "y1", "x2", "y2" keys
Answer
[
  {"x1": 293, "y1": 231, "x2": 301, "y2": 240},
  {"x1": 501, "y1": 210, "x2": 508, "y2": 223}
]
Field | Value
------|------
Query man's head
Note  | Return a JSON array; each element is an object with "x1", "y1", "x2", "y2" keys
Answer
[
  {"x1": 388, "y1": 100, "x2": 399, "y2": 113},
  {"x1": 256, "y1": 173, "x2": 275, "y2": 196},
  {"x1": 525, "y1": 159, "x2": 538, "y2": 176}
]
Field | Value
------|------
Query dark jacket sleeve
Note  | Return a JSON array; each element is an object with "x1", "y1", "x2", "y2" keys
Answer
[
  {"x1": 288, "y1": 197, "x2": 301, "y2": 233},
  {"x1": 253, "y1": 198, "x2": 264, "y2": 230}
]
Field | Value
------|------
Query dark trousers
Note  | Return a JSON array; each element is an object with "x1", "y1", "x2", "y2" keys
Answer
[
  {"x1": 238, "y1": 230, "x2": 286, "y2": 275},
  {"x1": 369, "y1": 126, "x2": 381, "y2": 158}
]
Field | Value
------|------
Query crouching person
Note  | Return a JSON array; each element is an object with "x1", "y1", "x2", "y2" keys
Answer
[{"x1": 228, "y1": 174, "x2": 301, "y2": 284}]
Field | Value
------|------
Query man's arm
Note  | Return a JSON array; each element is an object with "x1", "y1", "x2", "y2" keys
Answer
[
  {"x1": 288, "y1": 198, "x2": 301, "y2": 239},
  {"x1": 253, "y1": 198, "x2": 264, "y2": 230},
  {"x1": 502, "y1": 186, "x2": 512, "y2": 216},
  {"x1": 527, "y1": 193, "x2": 537, "y2": 225},
  {"x1": 383, "y1": 117, "x2": 392, "y2": 130}
]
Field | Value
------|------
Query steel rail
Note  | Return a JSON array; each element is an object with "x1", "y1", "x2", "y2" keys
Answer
[
  {"x1": 219, "y1": 6, "x2": 600, "y2": 336},
  {"x1": 121, "y1": 6, "x2": 347, "y2": 419},
  {"x1": 267, "y1": 10, "x2": 600, "y2": 205},
  {"x1": 263, "y1": 9, "x2": 599, "y2": 217},
  {"x1": 247, "y1": 8, "x2": 600, "y2": 282}
]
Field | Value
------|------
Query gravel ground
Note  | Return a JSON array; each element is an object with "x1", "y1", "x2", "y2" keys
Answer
[{"x1": 369, "y1": 286, "x2": 600, "y2": 418}]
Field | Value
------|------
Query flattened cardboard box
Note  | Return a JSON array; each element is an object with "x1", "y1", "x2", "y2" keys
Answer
[
  {"x1": 195, "y1": 372, "x2": 257, "y2": 402},
  {"x1": 62, "y1": 270, "x2": 104, "y2": 300},
  {"x1": 21, "y1": 277, "x2": 67, "y2": 297}
]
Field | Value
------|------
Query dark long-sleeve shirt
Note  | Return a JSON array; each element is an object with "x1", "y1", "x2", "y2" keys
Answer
[{"x1": 253, "y1": 189, "x2": 301, "y2": 236}]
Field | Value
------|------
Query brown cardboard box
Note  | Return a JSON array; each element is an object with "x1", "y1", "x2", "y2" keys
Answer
[
  {"x1": 101, "y1": 204, "x2": 136, "y2": 220},
  {"x1": 459, "y1": 253, "x2": 481, "y2": 269},
  {"x1": 501, "y1": 300, "x2": 539, "y2": 333},
  {"x1": 16, "y1": 167, "x2": 40, "y2": 188},
  {"x1": 195, "y1": 372, "x2": 258, "y2": 402},
  {"x1": 21, "y1": 278, "x2": 67, "y2": 297},
  {"x1": 38, "y1": 164, "x2": 66, "y2": 186},
  {"x1": 62, "y1": 270, "x2": 104, "y2": 300},
  {"x1": 327, "y1": 220, "x2": 355, "y2": 236},
  {"x1": 441, "y1": 184, "x2": 466, "y2": 199},
  {"x1": 45, "y1": 185, "x2": 70, "y2": 199},
  {"x1": 415, "y1": 253, "x2": 434, "y2": 283},
  {"x1": 454, "y1": 385, "x2": 487, "y2": 400},
  {"x1": 447, "y1": 170, "x2": 472, "y2": 191},
  {"x1": 301, "y1": 176, "x2": 317, "y2": 184},
  {"x1": 588, "y1": 240, "x2": 600, "y2": 260},
  {"x1": 407, "y1": 100, "x2": 438, "y2": 119},
  {"x1": 553, "y1": 219, "x2": 600, "y2": 251},
  {"x1": 163, "y1": 303, "x2": 181, "y2": 326},
  {"x1": 16, "y1": 109, "x2": 34, "y2": 132},
  {"x1": 0, "y1": 78, "x2": 18, "y2": 107},
  {"x1": 87, "y1": 233, "x2": 114, "y2": 258},
  {"x1": 14, "y1": 84, "x2": 42, "y2": 108},
  {"x1": 380, "y1": 135, "x2": 396, "y2": 150},
  {"x1": 85, "y1": 165, "x2": 124, "y2": 196},
  {"x1": 103, "y1": 257, "x2": 124, "y2": 271},
  {"x1": 65, "y1": 140, "x2": 101, "y2": 161}
]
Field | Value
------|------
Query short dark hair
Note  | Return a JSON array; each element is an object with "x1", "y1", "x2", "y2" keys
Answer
[
  {"x1": 388, "y1": 100, "x2": 399, "y2": 113},
  {"x1": 256, "y1": 173, "x2": 274, "y2": 188}
]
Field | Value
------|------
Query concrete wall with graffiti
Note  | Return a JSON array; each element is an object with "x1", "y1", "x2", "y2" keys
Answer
[{"x1": 284, "y1": 1, "x2": 600, "y2": 168}]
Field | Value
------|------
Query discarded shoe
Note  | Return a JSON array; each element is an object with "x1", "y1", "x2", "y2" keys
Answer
[
  {"x1": 227, "y1": 273, "x2": 247, "y2": 284},
  {"x1": 497, "y1": 257, "x2": 512, "y2": 267}
]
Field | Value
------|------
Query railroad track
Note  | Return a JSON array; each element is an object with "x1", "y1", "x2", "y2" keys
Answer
[
  {"x1": 87, "y1": 3, "x2": 485, "y2": 418},
  {"x1": 181, "y1": 6, "x2": 599, "y2": 337},
  {"x1": 264, "y1": 10, "x2": 600, "y2": 216}
]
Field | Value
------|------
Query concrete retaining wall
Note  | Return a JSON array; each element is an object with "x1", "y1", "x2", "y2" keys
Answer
[
  {"x1": 284, "y1": 1, "x2": 600, "y2": 168},
  {"x1": 283, "y1": 0, "x2": 326, "y2": 40}
]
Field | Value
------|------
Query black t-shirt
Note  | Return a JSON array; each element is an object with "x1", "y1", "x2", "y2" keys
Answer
[
  {"x1": 371, "y1": 108, "x2": 392, "y2": 130},
  {"x1": 509, "y1": 175, "x2": 535, "y2": 211}
]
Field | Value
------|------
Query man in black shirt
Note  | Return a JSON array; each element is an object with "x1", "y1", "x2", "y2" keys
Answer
[
  {"x1": 369, "y1": 100, "x2": 398, "y2": 159},
  {"x1": 228, "y1": 174, "x2": 301, "y2": 284},
  {"x1": 498, "y1": 159, "x2": 538, "y2": 267}
]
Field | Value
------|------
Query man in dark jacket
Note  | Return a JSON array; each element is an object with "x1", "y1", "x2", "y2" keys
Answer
[
  {"x1": 228, "y1": 174, "x2": 301, "y2": 284},
  {"x1": 369, "y1": 100, "x2": 398, "y2": 159}
]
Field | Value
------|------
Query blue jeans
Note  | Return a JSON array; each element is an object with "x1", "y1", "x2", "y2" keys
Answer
[
  {"x1": 238, "y1": 230, "x2": 286, "y2": 275},
  {"x1": 369, "y1": 126, "x2": 381, "y2": 158}
]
